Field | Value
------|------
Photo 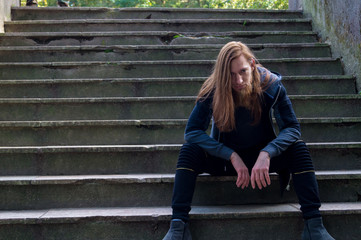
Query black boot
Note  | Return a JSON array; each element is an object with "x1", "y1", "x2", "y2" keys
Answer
[
  {"x1": 26, "y1": 0, "x2": 38, "y2": 6},
  {"x1": 163, "y1": 219, "x2": 192, "y2": 240},
  {"x1": 302, "y1": 217, "x2": 335, "y2": 240}
]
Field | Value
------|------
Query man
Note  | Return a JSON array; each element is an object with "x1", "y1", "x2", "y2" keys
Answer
[
  {"x1": 26, "y1": 0, "x2": 69, "y2": 7},
  {"x1": 163, "y1": 42, "x2": 335, "y2": 240}
]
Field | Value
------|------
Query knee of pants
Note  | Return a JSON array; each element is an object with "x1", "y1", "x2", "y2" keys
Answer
[
  {"x1": 177, "y1": 142, "x2": 207, "y2": 173},
  {"x1": 286, "y1": 140, "x2": 315, "y2": 173}
]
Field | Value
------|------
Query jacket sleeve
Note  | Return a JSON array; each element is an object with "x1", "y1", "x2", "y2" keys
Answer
[
  {"x1": 184, "y1": 97, "x2": 234, "y2": 160},
  {"x1": 261, "y1": 82, "x2": 301, "y2": 158}
]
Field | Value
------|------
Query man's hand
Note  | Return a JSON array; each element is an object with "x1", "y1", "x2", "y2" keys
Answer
[
  {"x1": 230, "y1": 152, "x2": 250, "y2": 189},
  {"x1": 251, "y1": 151, "x2": 271, "y2": 190}
]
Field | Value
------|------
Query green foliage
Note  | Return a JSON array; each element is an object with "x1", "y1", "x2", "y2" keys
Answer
[
  {"x1": 21, "y1": 0, "x2": 288, "y2": 9},
  {"x1": 173, "y1": 34, "x2": 185, "y2": 39}
]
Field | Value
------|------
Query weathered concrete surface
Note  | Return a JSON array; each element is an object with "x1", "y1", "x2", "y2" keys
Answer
[
  {"x1": 0, "y1": 43, "x2": 332, "y2": 62},
  {"x1": 4, "y1": 19, "x2": 313, "y2": 33},
  {"x1": 0, "y1": 172, "x2": 360, "y2": 210},
  {"x1": 0, "y1": 76, "x2": 355, "y2": 98},
  {"x1": 0, "y1": 203, "x2": 360, "y2": 240},
  {"x1": 0, "y1": 118, "x2": 360, "y2": 146},
  {"x1": 0, "y1": 143, "x2": 360, "y2": 176},
  {"x1": 0, "y1": 0, "x2": 19, "y2": 33},
  {"x1": 302, "y1": 0, "x2": 361, "y2": 92},
  {"x1": 0, "y1": 59, "x2": 344, "y2": 80},
  {"x1": 11, "y1": 7, "x2": 304, "y2": 20},
  {"x1": 0, "y1": 95, "x2": 360, "y2": 121},
  {"x1": 0, "y1": 31, "x2": 319, "y2": 46}
]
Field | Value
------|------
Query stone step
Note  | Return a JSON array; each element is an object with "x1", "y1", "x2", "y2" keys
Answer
[
  {"x1": 4, "y1": 19, "x2": 312, "y2": 33},
  {"x1": 0, "y1": 118, "x2": 360, "y2": 146},
  {"x1": 0, "y1": 76, "x2": 355, "y2": 98},
  {"x1": 0, "y1": 95, "x2": 360, "y2": 121},
  {"x1": 0, "y1": 171, "x2": 359, "y2": 210},
  {"x1": 0, "y1": 31, "x2": 319, "y2": 46},
  {"x1": 0, "y1": 43, "x2": 332, "y2": 62},
  {"x1": 11, "y1": 7, "x2": 304, "y2": 20},
  {"x1": 0, "y1": 203, "x2": 359, "y2": 240},
  {"x1": 0, "y1": 143, "x2": 360, "y2": 176},
  {"x1": 0, "y1": 59, "x2": 343, "y2": 79}
]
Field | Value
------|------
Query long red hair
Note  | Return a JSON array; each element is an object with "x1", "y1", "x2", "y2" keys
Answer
[{"x1": 197, "y1": 41, "x2": 271, "y2": 132}]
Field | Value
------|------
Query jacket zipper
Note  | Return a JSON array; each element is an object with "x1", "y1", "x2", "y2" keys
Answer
[{"x1": 269, "y1": 85, "x2": 282, "y2": 137}]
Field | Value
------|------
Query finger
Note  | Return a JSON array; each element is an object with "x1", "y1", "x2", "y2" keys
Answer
[
  {"x1": 237, "y1": 172, "x2": 243, "y2": 188},
  {"x1": 244, "y1": 172, "x2": 250, "y2": 189},
  {"x1": 251, "y1": 171, "x2": 256, "y2": 189},
  {"x1": 255, "y1": 171, "x2": 262, "y2": 190},
  {"x1": 260, "y1": 170, "x2": 267, "y2": 188},
  {"x1": 265, "y1": 172, "x2": 271, "y2": 186},
  {"x1": 236, "y1": 174, "x2": 241, "y2": 188},
  {"x1": 241, "y1": 172, "x2": 248, "y2": 189}
]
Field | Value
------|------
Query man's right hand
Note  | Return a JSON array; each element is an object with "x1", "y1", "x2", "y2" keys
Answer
[{"x1": 230, "y1": 152, "x2": 250, "y2": 189}]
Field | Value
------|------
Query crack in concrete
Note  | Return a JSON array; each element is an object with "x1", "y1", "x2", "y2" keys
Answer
[{"x1": 29, "y1": 36, "x2": 95, "y2": 45}]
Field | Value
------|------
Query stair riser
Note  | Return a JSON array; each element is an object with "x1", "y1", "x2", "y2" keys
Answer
[
  {"x1": 0, "y1": 34, "x2": 318, "y2": 46},
  {"x1": 5, "y1": 21, "x2": 312, "y2": 33},
  {"x1": 0, "y1": 150, "x2": 178, "y2": 175},
  {"x1": 0, "y1": 214, "x2": 358, "y2": 240},
  {"x1": 281, "y1": 78, "x2": 356, "y2": 95},
  {"x1": 0, "y1": 98, "x2": 359, "y2": 121},
  {"x1": 0, "y1": 61, "x2": 343, "y2": 80},
  {"x1": 0, "y1": 46, "x2": 331, "y2": 62},
  {"x1": 1, "y1": 213, "x2": 358, "y2": 240},
  {"x1": 0, "y1": 177, "x2": 359, "y2": 210},
  {"x1": 0, "y1": 122, "x2": 360, "y2": 146},
  {"x1": 300, "y1": 122, "x2": 361, "y2": 143},
  {"x1": 0, "y1": 147, "x2": 360, "y2": 175},
  {"x1": 12, "y1": 9, "x2": 304, "y2": 20},
  {"x1": 0, "y1": 78, "x2": 355, "y2": 98}
]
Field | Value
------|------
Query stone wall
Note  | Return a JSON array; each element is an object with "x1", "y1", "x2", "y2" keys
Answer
[
  {"x1": 288, "y1": 0, "x2": 303, "y2": 10},
  {"x1": 302, "y1": 0, "x2": 361, "y2": 92},
  {"x1": 0, "y1": 0, "x2": 20, "y2": 33}
]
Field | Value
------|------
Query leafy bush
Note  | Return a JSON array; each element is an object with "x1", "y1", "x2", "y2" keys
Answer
[{"x1": 21, "y1": 0, "x2": 288, "y2": 9}]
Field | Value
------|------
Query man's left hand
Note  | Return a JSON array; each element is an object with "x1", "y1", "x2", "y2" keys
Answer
[{"x1": 251, "y1": 151, "x2": 271, "y2": 189}]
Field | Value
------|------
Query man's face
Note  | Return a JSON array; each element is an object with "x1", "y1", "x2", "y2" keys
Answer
[{"x1": 230, "y1": 55, "x2": 255, "y2": 94}]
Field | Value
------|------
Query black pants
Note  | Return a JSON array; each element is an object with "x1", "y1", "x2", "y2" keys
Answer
[{"x1": 172, "y1": 140, "x2": 321, "y2": 222}]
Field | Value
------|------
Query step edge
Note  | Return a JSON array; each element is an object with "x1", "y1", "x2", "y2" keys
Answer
[
  {"x1": 0, "y1": 75, "x2": 355, "y2": 84},
  {"x1": 0, "y1": 58, "x2": 341, "y2": 66},
  {"x1": 0, "y1": 117, "x2": 361, "y2": 127},
  {"x1": 11, "y1": 6, "x2": 304, "y2": 14},
  {"x1": 5, "y1": 18, "x2": 313, "y2": 25},
  {"x1": 0, "y1": 94, "x2": 360, "y2": 103},
  {"x1": 0, "y1": 170, "x2": 360, "y2": 185},
  {"x1": 0, "y1": 142, "x2": 360, "y2": 153},
  {"x1": 3, "y1": 30, "x2": 318, "y2": 37},
  {"x1": 0, "y1": 43, "x2": 330, "y2": 51},
  {"x1": 1, "y1": 202, "x2": 360, "y2": 224}
]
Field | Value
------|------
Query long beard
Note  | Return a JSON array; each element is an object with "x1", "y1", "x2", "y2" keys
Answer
[{"x1": 233, "y1": 83, "x2": 254, "y2": 109}]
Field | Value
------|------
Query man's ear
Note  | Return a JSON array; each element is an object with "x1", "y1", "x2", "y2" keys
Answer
[{"x1": 251, "y1": 58, "x2": 256, "y2": 70}]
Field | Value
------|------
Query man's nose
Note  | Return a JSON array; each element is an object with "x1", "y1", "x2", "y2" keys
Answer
[{"x1": 235, "y1": 74, "x2": 243, "y2": 84}]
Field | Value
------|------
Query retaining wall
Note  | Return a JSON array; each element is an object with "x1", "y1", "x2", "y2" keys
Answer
[{"x1": 302, "y1": 0, "x2": 361, "y2": 92}]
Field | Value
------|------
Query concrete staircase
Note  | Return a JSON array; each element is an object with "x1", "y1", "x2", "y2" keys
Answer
[{"x1": 0, "y1": 7, "x2": 360, "y2": 240}]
